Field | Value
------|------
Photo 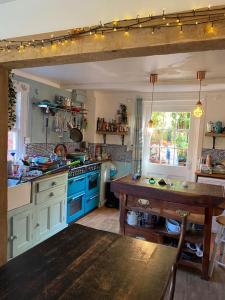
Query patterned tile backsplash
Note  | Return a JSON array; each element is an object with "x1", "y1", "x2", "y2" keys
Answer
[
  {"x1": 202, "y1": 148, "x2": 225, "y2": 164},
  {"x1": 25, "y1": 142, "x2": 80, "y2": 157},
  {"x1": 88, "y1": 143, "x2": 132, "y2": 162},
  {"x1": 25, "y1": 142, "x2": 132, "y2": 163}
]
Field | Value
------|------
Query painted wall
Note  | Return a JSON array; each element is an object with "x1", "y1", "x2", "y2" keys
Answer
[
  {"x1": 203, "y1": 92, "x2": 225, "y2": 149},
  {"x1": 85, "y1": 90, "x2": 135, "y2": 146},
  {"x1": 0, "y1": 0, "x2": 224, "y2": 38},
  {"x1": 14, "y1": 74, "x2": 72, "y2": 144}
]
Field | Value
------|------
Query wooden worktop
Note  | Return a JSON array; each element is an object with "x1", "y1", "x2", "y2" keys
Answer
[
  {"x1": 195, "y1": 171, "x2": 225, "y2": 180},
  {"x1": 0, "y1": 224, "x2": 176, "y2": 300},
  {"x1": 111, "y1": 175, "x2": 225, "y2": 208}
]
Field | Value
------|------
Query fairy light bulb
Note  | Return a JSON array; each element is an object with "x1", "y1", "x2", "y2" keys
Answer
[
  {"x1": 113, "y1": 27, "x2": 117, "y2": 32},
  {"x1": 151, "y1": 27, "x2": 155, "y2": 34},
  {"x1": 124, "y1": 28, "x2": 129, "y2": 36},
  {"x1": 89, "y1": 31, "x2": 93, "y2": 35}
]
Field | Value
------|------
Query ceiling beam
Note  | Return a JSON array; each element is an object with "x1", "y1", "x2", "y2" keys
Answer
[{"x1": 1, "y1": 19, "x2": 225, "y2": 69}]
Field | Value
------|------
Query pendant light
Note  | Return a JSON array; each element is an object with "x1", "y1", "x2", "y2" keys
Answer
[
  {"x1": 148, "y1": 74, "x2": 158, "y2": 129},
  {"x1": 193, "y1": 71, "x2": 205, "y2": 118}
]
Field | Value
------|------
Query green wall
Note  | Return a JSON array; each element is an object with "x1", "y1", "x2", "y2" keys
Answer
[{"x1": 14, "y1": 74, "x2": 72, "y2": 143}]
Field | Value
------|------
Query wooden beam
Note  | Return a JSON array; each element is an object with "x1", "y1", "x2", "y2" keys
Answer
[
  {"x1": 0, "y1": 67, "x2": 8, "y2": 267},
  {"x1": 1, "y1": 20, "x2": 225, "y2": 69}
]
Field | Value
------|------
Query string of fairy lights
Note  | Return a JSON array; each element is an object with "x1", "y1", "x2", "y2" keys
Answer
[{"x1": 1, "y1": 5, "x2": 225, "y2": 54}]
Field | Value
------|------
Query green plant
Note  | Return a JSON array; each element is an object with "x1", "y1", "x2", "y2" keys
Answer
[{"x1": 8, "y1": 72, "x2": 17, "y2": 130}]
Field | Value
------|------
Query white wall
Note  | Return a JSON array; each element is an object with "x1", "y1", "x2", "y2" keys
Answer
[
  {"x1": 85, "y1": 89, "x2": 225, "y2": 180},
  {"x1": 1, "y1": 0, "x2": 225, "y2": 38},
  {"x1": 85, "y1": 90, "x2": 136, "y2": 145},
  {"x1": 203, "y1": 92, "x2": 225, "y2": 149}
]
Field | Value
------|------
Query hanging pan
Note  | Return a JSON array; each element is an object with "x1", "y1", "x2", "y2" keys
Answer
[{"x1": 67, "y1": 114, "x2": 83, "y2": 143}]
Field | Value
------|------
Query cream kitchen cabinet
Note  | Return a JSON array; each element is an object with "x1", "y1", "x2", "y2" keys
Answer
[
  {"x1": 33, "y1": 196, "x2": 66, "y2": 243},
  {"x1": 8, "y1": 203, "x2": 34, "y2": 259},
  {"x1": 8, "y1": 172, "x2": 68, "y2": 260}
]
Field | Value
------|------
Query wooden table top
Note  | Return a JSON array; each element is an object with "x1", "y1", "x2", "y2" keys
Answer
[
  {"x1": 0, "y1": 224, "x2": 176, "y2": 300},
  {"x1": 195, "y1": 171, "x2": 225, "y2": 180},
  {"x1": 111, "y1": 175, "x2": 225, "y2": 208}
]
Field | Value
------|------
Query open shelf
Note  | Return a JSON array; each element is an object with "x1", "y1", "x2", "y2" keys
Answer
[
  {"x1": 205, "y1": 132, "x2": 225, "y2": 149},
  {"x1": 125, "y1": 223, "x2": 203, "y2": 244},
  {"x1": 96, "y1": 130, "x2": 128, "y2": 145}
]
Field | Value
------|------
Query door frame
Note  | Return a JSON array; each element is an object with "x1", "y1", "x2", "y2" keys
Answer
[{"x1": 1, "y1": 7, "x2": 225, "y2": 266}]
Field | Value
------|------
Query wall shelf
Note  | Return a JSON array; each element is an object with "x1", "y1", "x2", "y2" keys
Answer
[
  {"x1": 205, "y1": 132, "x2": 225, "y2": 149},
  {"x1": 96, "y1": 131, "x2": 128, "y2": 145}
]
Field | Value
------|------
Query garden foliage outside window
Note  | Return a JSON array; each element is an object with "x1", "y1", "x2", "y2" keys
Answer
[{"x1": 149, "y1": 112, "x2": 191, "y2": 166}]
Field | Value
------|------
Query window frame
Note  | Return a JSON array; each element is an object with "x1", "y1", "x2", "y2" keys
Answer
[
  {"x1": 8, "y1": 80, "x2": 30, "y2": 160},
  {"x1": 149, "y1": 112, "x2": 191, "y2": 167}
]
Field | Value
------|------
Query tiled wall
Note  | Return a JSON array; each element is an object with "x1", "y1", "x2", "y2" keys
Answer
[
  {"x1": 25, "y1": 142, "x2": 80, "y2": 157},
  {"x1": 25, "y1": 142, "x2": 132, "y2": 163},
  {"x1": 88, "y1": 143, "x2": 132, "y2": 162},
  {"x1": 202, "y1": 148, "x2": 225, "y2": 164}
]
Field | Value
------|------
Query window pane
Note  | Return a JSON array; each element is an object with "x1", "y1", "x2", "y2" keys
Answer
[
  {"x1": 176, "y1": 148, "x2": 188, "y2": 166},
  {"x1": 161, "y1": 130, "x2": 175, "y2": 147},
  {"x1": 150, "y1": 129, "x2": 161, "y2": 146},
  {"x1": 149, "y1": 112, "x2": 190, "y2": 167},
  {"x1": 175, "y1": 131, "x2": 189, "y2": 149},
  {"x1": 177, "y1": 112, "x2": 191, "y2": 129},
  {"x1": 150, "y1": 146, "x2": 160, "y2": 163}
]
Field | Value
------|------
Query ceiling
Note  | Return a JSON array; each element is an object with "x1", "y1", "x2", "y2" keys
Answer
[
  {"x1": 0, "y1": 0, "x2": 225, "y2": 39},
  {"x1": 18, "y1": 49, "x2": 225, "y2": 93}
]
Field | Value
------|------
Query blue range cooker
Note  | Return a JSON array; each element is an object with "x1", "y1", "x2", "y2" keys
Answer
[{"x1": 67, "y1": 163, "x2": 101, "y2": 223}]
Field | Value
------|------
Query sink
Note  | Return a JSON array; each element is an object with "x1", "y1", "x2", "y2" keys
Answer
[
  {"x1": 8, "y1": 181, "x2": 31, "y2": 211},
  {"x1": 8, "y1": 179, "x2": 19, "y2": 187}
]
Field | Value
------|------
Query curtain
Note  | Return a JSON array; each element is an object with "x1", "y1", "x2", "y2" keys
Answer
[{"x1": 132, "y1": 97, "x2": 143, "y2": 174}]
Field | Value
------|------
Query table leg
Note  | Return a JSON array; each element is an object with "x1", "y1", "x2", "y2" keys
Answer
[
  {"x1": 202, "y1": 207, "x2": 213, "y2": 280},
  {"x1": 119, "y1": 193, "x2": 126, "y2": 235}
]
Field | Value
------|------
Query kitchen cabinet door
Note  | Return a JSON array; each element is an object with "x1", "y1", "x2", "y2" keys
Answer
[
  {"x1": 8, "y1": 206, "x2": 33, "y2": 259},
  {"x1": 34, "y1": 201, "x2": 51, "y2": 243},
  {"x1": 50, "y1": 197, "x2": 66, "y2": 233},
  {"x1": 34, "y1": 197, "x2": 67, "y2": 243}
]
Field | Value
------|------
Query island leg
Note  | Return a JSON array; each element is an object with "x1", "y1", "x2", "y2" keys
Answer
[
  {"x1": 202, "y1": 207, "x2": 213, "y2": 280},
  {"x1": 119, "y1": 193, "x2": 127, "y2": 235}
]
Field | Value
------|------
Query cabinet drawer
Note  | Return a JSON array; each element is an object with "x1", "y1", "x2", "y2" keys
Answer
[
  {"x1": 35, "y1": 185, "x2": 67, "y2": 205},
  {"x1": 34, "y1": 173, "x2": 68, "y2": 193},
  {"x1": 68, "y1": 175, "x2": 86, "y2": 196}
]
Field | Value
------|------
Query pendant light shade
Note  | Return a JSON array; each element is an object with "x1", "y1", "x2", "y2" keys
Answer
[
  {"x1": 193, "y1": 71, "x2": 205, "y2": 118},
  {"x1": 148, "y1": 74, "x2": 158, "y2": 130}
]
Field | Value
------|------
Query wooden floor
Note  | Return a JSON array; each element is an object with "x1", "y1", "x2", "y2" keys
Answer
[{"x1": 77, "y1": 207, "x2": 225, "y2": 300}]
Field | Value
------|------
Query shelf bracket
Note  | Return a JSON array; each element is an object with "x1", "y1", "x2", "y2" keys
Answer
[
  {"x1": 102, "y1": 133, "x2": 106, "y2": 144},
  {"x1": 121, "y1": 135, "x2": 125, "y2": 146},
  {"x1": 212, "y1": 136, "x2": 216, "y2": 149}
]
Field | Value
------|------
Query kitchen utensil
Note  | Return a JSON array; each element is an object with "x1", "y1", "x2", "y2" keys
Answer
[
  {"x1": 215, "y1": 121, "x2": 223, "y2": 133},
  {"x1": 54, "y1": 144, "x2": 67, "y2": 158},
  {"x1": 127, "y1": 211, "x2": 138, "y2": 226},
  {"x1": 207, "y1": 121, "x2": 214, "y2": 133},
  {"x1": 166, "y1": 219, "x2": 181, "y2": 234},
  {"x1": 67, "y1": 116, "x2": 83, "y2": 143}
]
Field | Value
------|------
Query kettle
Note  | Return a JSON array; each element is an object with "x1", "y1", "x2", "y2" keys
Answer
[{"x1": 127, "y1": 211, "x2": 138, "y2": 226}]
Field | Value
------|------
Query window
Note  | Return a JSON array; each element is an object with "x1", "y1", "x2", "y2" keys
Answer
[
  {"x1": 149, "y1": 112, "x2": 191, "y2": 166},
  {"x1": 8, "y1": 92, "x2": 22, "y2": 160}
]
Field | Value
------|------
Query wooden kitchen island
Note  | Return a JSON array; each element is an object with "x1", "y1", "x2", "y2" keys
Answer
[{"x1": 111, "y1": 175, "x2": 225, "y2": 280}]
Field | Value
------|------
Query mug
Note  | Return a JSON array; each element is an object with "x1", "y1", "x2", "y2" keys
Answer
[{"x1": 127, "y1": 211, "x2": 138, "y2": 226}]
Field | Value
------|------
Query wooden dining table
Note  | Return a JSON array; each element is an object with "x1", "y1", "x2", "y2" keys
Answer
[{"x1": 0, "y1": 224, "x2": 176, "y2": 300}]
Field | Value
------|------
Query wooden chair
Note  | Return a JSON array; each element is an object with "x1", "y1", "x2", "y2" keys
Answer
[
  {"x1": 209, "y1": 215, "x2": 225, "y2": 277},
  {"x1": 166, "y1": 210, "x2": 189, "y2": 300}
]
